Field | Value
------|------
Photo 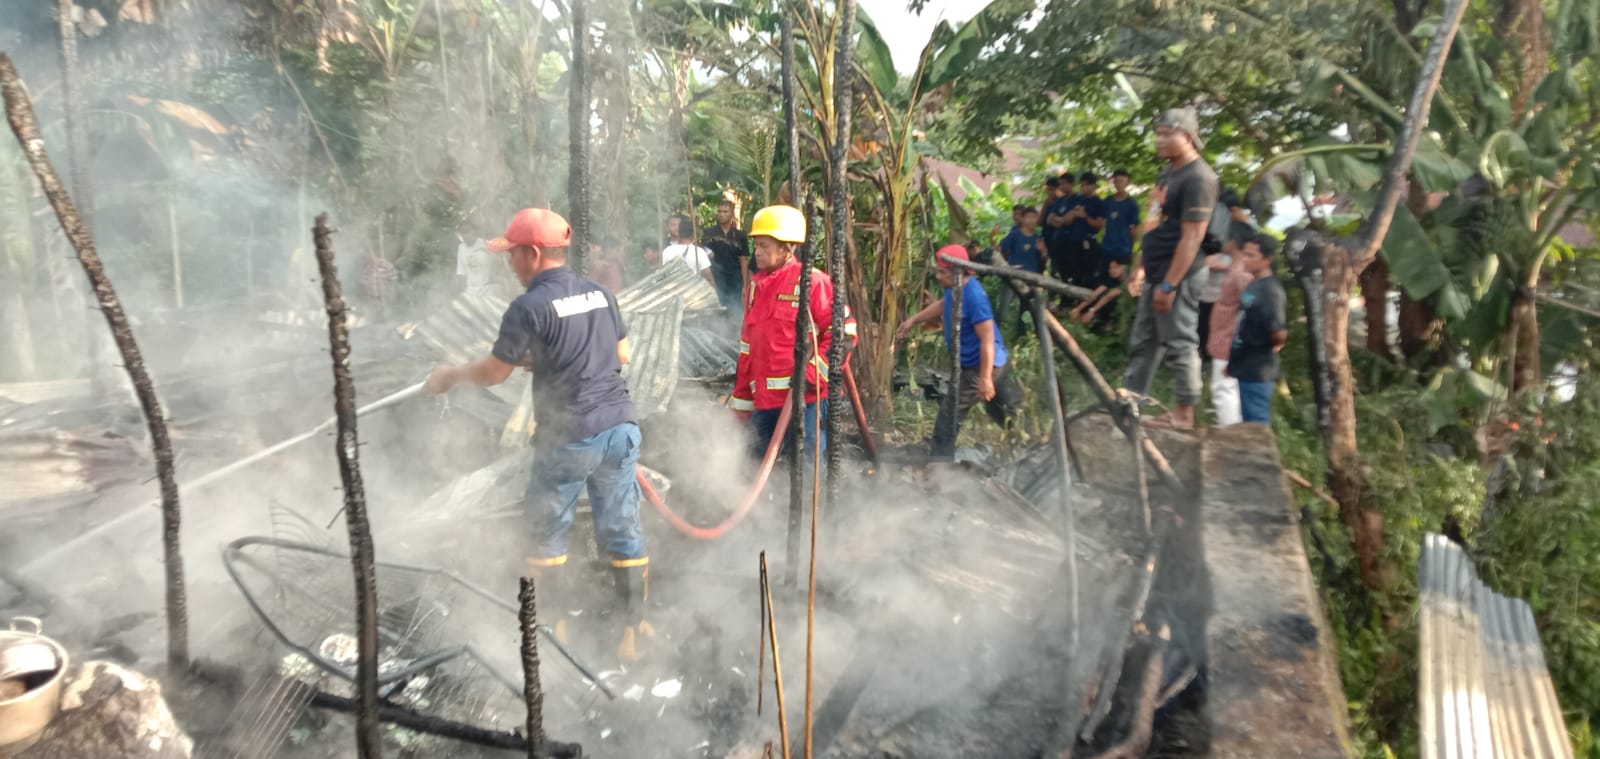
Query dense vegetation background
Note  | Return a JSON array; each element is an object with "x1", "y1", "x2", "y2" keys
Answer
[{"x1": 1, "y1": 0, "x2": 1597, "y2": 755}]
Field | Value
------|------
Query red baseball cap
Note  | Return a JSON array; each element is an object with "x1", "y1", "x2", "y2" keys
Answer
[
  {"x1": 487, "y1": 208, "x2": 573, "y2": 252},
  {"x1": 934, "y1": 244, "x2": 970, "y2": 268}
]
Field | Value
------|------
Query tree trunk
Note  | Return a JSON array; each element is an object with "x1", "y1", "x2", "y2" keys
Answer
[
  {"x1": 1359, "y1": 255, "x2": 1391, "y2": 358},
  {"x1": 1322, "y1": 250, "x2": 1388, "y2": 590},
  {"x1": 1508, "y1": 287, "x2": 1540, "y2": 394},
  {"x1": 596, "y1": 5, "x2": 633, "y2": 254},
  {"x1": 567, "y1": 0, "x2": 591, "y2": 273},
  {"x1": 1397, "y1": 289, "x2": 1443, "y2": 360}
]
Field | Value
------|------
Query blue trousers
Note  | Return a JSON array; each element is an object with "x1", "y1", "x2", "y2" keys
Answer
[
  {"x1": 1238, "y1": 381, "x2": 1273, "y2": 424},
  {"x1": 526, "y1": 423, "x2": 646, "y2": 562},
  {"x1": 750, "y1": 400, "x2": 827, "y2": 464}
]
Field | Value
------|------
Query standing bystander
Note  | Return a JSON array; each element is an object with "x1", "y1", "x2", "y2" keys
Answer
[
  {"x1": 1122, "y1": 108, "x2": 1219, "y2": 429},
  {"x1": 661, "y1": 214, "x2": 713, "y2": 284},
  {"x1": 702, "y1": 200, "x2": 750, "y2": 326},
  {"x1": 1227, "y1": 234, "x2": 1287, "y2": 424}
]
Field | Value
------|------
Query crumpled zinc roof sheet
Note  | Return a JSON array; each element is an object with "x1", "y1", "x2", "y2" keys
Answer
[
  {"x1": 616, "y1": 264, "x2": 722, "y2": 313},
  {"x1": 1418, "y1": 533, "x2": 1574, "y2": 759}
]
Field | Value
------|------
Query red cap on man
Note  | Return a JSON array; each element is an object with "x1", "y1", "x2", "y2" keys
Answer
[
  {"x1": 487, "y1": 209, "x2": 573, "y2": 252},
  {"x1": 934, "y1": 244, "x2": 970, "y2": 268}
]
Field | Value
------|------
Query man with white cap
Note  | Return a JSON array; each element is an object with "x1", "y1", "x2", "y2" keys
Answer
[{"x1": 425, "y1": 207, "x2": 652, "y2": 661}]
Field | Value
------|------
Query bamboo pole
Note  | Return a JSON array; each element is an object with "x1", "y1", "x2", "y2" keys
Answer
[
  {"x1": 519, "y1": 577, "x2": 546, "y2": 759},
  {"x1": 760, "y1": 552, "x2": 792, "y2": 759},
  {"x1": 1, "y1": 52, "x2": 190, "y2": 670},
  {"x1": 168, "y1": 201, "x2": 184, "y2": 308},
  {"x1": 311, "y1": 214, "x2": 382, "y2": 758},
  {"x1": 1031, "y1": 293, "x2": 1078, "y2": 649}
]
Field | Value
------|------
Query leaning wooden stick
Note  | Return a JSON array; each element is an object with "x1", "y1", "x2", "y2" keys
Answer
[
  {"x1": 312, "y1": 214, "x2": 382, "y2": 758},
  {"x1": 0, "y1": 52, "x2": 190, "y2": 670},
  {"x1": 938, "y1": 253, "x2": 1098, "y2": 302},
  {"x1": 760, "y1": 553, "x2": 792, "y2": 759},
  {"x1": 519, "y1": 578, "x2": 546, "y2": 759},
  {"x1": 758, "y1": 553, "x2": 768, "y2": 716}
]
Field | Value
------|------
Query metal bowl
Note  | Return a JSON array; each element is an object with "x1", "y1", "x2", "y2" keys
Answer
[{"x1": 0, "y1": 618, "x2": 69, "y2": 757}]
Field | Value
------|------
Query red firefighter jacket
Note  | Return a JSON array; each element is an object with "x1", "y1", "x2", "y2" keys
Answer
[{"x1": 731, "y1": 257, "x2": 857, "y2": 412}]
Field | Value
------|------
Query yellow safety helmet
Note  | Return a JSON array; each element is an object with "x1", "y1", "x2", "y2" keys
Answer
[{"x1": 749, "y1": 205, "x2": 807, "y2": 244}]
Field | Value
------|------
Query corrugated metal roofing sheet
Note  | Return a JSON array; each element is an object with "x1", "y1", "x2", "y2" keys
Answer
[
  {"x1": 1419, "y1": 533, "x2": 1574, "y2": 759},
  {"x1": 616, "y1": 264, "x2": 722, "y2": 313},
  {"x1": 619, "y1": 298, "x2": 684, "y2": 417},
  {"x1": 400, "y1": 287, "x2": 699, "y2": 420}
]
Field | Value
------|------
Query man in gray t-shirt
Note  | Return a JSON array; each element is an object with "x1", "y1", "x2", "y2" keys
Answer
[{"x1": 1123, "y1": 107, "x2": 1219, "y2": 429}]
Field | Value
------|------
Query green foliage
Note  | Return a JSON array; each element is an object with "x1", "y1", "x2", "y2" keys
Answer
[{"x1": 1474, "y1": 356, "x2": 1600, "y2": 754}]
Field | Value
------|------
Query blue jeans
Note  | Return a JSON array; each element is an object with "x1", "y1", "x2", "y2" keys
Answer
[
  {"x1": 526, "y1": 423, "x2": 646, "y2": 562},
  {"x1": 750, "y1": 400, "x2": 827, "y2": 464},
  {"x1": 1238, "y1": 381, "x2": 1273, "y2": 424}
]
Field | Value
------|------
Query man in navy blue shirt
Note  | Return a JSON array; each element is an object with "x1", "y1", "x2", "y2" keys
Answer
[
  {"x1": 1043, "y1": 173, "x2": 1076, "y2": 295},
  {"x1": 996, "y1": 205, "x2": 1045, "y2": 338},
  {"x1": 895, "y1": 245, "x2": 1021, "y2": 460},
  {"x1": 425, "y1": 207, "x2": 652, "y2": 661}
]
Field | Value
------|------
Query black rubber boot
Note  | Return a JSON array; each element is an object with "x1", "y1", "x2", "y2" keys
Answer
[{"x1": 610, "y1": 559, "x2": 653, "y2": 662}]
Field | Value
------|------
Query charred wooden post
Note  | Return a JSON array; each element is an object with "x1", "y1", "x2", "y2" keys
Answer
[
  {"x1": 942, "y1": 273, "x2": 963, "y2": 454},
  {"x1": 1031, "y1": 294, "x2": 1078, "y2": 649},
  {"x1": 781, "y1": 0, "x2": 811, "y2": 588},
  {"x1": 519, "y1": 577, "x2": 547, "y2": 759},
  {"x1": 823, "y1": 0, "x2": 856, "y2": 525},
  {"x1": 1, "y1": 52, "x2": 190, "y2": 670},
  {"x1": 567, "y1": 0, "x2": 591, "y2": 274},
  {"x1": 311, "y1": 214, "x2": 382, "y2": 758},
  {"x1": 937, "y1": 253, "x2": 1184, "y2": 492}
]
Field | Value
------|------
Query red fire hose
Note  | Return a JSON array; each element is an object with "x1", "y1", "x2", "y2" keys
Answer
[
  {"x1": 635, "y1": 395, "x2": 794, "y2": 541},
  {"x1": 636, "y1": 362, "x2": 880, "y2": 541}
]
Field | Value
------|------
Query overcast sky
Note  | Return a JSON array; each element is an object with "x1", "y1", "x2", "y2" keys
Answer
[{"x1": 858, "y1": 0, "x2": 992, "y2": 73}]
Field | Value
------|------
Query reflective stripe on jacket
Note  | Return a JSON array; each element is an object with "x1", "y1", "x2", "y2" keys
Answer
[{"x1": 731, "y1": 257, "x2": 857, "y2": 411}]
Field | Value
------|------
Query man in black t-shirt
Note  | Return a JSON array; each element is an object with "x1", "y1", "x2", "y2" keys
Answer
[
  {"x1": 702, "y1": 199, "x2": 750, "y2": 328},
  {"x1": 1227, "y1": 234, "x2": 1287, "y2": 424},
  {"x1": 425, "y1": 207, "x2": 652, "y2": 661},
  {"x1": 1122, "y1": 107, "x2": 1219, "y2": 430}
]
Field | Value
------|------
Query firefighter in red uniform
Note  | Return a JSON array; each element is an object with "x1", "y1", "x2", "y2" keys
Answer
[{"x1": 729, "y1": 205, "x2": 856, "y2": 458}]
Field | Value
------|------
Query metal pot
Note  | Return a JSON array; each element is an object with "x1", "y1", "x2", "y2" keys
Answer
[{"x1": 0, "y1": 617, "x2": 69, "y2": 757}]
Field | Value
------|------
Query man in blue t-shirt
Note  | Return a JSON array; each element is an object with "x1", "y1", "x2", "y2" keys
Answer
[
  {"x1": 895, "y1": 245, "x2": 1022, "y2": 460},
  {"x1": 1101, "y1": 169, "x2": 1142, "y2": 264},
  {"x1": 425, "y1": 207, "x2": 651, "y2": 661},
  {"x1": 996, "y1": 205, "x2": 1046, "y2": 338}
]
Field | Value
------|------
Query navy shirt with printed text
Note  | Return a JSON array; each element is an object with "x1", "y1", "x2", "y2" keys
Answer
[
  {"x1": 1100, "y1": 195, "x2": 1142, "y2": 261},
  {"x1": 492, "y1": 267, "x2": 636, "y2": 446}
]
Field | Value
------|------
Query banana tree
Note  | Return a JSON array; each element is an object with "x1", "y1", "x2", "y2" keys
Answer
[
  {"x1": 1308, "y1": 0, "x2": 1600, "y2": 394},
  {"x1": 790, "y1": 0, "x2": 1005, "y2": 416}
]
